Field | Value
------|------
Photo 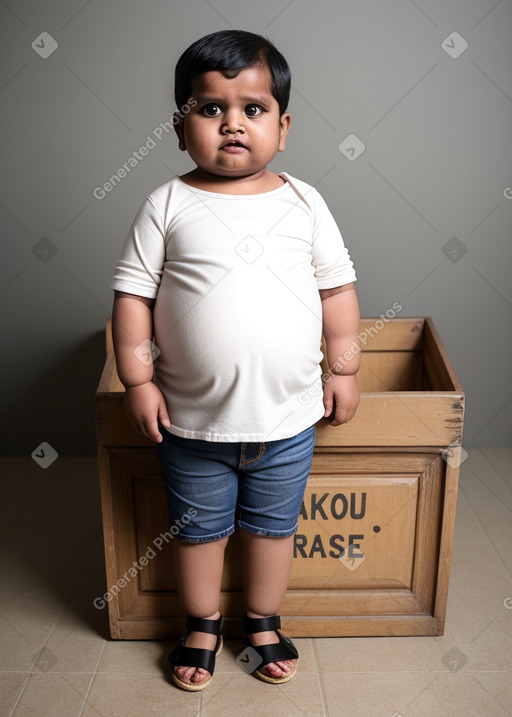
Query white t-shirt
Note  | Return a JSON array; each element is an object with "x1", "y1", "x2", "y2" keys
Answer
[{"x1": 111, "y1": 172, "x2": 356, "y2": 442}]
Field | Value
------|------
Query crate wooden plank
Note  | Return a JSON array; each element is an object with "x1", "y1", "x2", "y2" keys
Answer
[
  {"x1": 433, "y1": 447, "x2": 461, "y2": 635},
  {"x1": 315, "y1": 392, "x2": 464, "y2": 448},
  {"x1": 422, "y1": 317, "x2": 463, "y2": 392},
  {"x1": 410, "y1": 456, "x2": 443, "y2": 614},
  {"x1": 96, "y1": 445, "x2": 122, "y2": 638},
  {"x1": 112, "y1": 614, "x2": 439, "y2": 639},
  {"x1": 96, "y1": 392, "x2": 464, "y2": 449},
  {"x1": 117, "y1": 587, "x2": 427, "y2": 623}
]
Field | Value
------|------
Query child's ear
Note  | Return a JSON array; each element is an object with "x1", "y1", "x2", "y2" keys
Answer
[
  {"x1": 173, "y1": 113, "x2": 187, "y2": 151},
  {"x1": 278, "y1": 112, "x2": 291, "y2": 152}
]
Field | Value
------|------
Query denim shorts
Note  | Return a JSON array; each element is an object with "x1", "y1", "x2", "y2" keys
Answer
[{"x1": 156, "y1": 425, "x2": 315, "y2": 543}]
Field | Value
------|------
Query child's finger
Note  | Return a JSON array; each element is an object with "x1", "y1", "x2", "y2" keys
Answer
[
  {"x1": 332, "y1": 408, "x2": 348, "y2": 426},
  {"x1": 139, "y1": 417, "x2": 162, "y2": 443},
  {"x1": 323, "y1": 388, "x2": 334, "y2": 417},
  {"x1": 323, "y1": 393, "x2": 336, "y2": 420},
  {"x1": 158, "y1": 403, "x2": 171, "y2": 428},
  {"x1": 150, "y1": 421, "x2": 164, "y2": 443}
]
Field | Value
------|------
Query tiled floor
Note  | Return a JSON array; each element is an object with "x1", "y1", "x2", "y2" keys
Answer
[{"x1": 0, "y1": 449, "x2": 511, "y2": 716}]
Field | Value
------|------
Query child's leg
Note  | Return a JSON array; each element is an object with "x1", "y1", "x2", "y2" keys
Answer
[
  {"x1": 172, "y1": 536, "x2": 228, "y2": 685},
  {"x1": 156, "y1": 430, "x2": 240, "y2": 685},
  {"x1": 241, "y1": 531, "x2": 297, "y2": 679},
  {"x1": 237, "y1": 426, "x2": 316, "y2": 680}
]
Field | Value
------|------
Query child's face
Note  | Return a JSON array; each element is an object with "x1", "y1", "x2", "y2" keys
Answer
[{"x1": 175, "y1": 63, "x2": 291, "y2": 180}]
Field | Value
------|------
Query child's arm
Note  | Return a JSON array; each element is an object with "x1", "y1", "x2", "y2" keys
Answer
[
  {"x1": 112, "y1": 290, "x2": 171, "y2": 443},
  {"x1": 319, "y1": 283, "x2": 361, "y2": 426}
]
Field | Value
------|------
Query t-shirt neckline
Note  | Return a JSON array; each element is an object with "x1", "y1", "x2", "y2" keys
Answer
[{"x1": 175, "y1": 173, "x2": 291, "y2": 199}]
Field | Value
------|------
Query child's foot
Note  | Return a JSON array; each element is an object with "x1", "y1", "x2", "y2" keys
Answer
[
  {"x1": 245, "y1": 612, "x2": 297, "y2": 680},
  {"x1": 171, "y1": 612, "x2": 221, "y2": 687}
]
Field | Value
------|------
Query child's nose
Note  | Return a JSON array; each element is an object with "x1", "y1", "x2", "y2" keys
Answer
[{"x1": 221, "y1": 109, "x2": 245, "y2": 134}]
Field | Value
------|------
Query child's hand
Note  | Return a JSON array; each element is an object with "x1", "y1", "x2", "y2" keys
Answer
[
  {"x1": 323, "y1": 374, "x2": 360, "y2": 426},
  {"x1": 123, "y1": 382, "x2": 171, "y2": 443}
]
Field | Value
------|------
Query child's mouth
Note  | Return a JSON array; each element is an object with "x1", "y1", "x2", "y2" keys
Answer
[{"x1": 221, "y1": 141, "x2": 247, "y2": 154}]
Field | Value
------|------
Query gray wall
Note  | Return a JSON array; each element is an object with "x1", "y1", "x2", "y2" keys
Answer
[{"x1": 1, "y1": 0, "x2": 511, "y2": 455}]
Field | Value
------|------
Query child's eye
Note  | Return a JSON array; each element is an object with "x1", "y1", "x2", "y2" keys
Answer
[
  {"x1": 245, "y1": 104, "x2": 264, "y2": 117},
  {"x1": 201, "y1": 103, "x2": 222, "y2": 117}
]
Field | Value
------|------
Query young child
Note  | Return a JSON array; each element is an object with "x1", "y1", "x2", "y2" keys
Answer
[{"x1": 111, "y1": 29, "x2": 360, "y2": 691}]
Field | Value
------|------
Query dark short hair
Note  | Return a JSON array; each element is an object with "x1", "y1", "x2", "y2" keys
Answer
[{"x1": 174, "y1": 30, "x2": 291, "y2": 115}]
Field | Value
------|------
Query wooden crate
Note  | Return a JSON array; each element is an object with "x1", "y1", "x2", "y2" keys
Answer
[{"x1": 94, "y1": 317, "x2": 464, "y2": 639}]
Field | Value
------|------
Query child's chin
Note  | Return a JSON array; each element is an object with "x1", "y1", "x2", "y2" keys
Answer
[{"x1": 208, "y1": 166, "x2": 262, "y2": 179}]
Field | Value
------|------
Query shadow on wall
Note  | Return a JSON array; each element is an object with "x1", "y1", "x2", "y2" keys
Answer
[{"x1": 2, "y1": 330, "x2": 106, "y2": 456}]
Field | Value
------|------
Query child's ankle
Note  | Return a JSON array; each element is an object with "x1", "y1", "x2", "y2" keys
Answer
[
  {"x1": 192, "y1": 610, "x2": 220, "y2": 622},
  {"x1": 245, "y1": 610, "x2": 274, "y2": 619}
]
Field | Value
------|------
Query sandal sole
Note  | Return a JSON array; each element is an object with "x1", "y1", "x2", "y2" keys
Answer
[
  {"x1": 172, "y1": 672, "x2": 213, "y2": 691},
  {"x1": 255, "y1": 664, "x2": 297, "y2": 684}
]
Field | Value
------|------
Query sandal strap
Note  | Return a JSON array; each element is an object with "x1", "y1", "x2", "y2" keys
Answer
[
  {"x1": 186, "y1": 614, "x2": 224, "y2": 636},
  {"x1": 168, "y1": 643, "x2": 216, "y2": 674},
  {"x1": 250, "y1": 634, "x2": 299, "y2": 670},
  {"x1": 242, "y1": 613, "x2": 281, "y2": 634}
]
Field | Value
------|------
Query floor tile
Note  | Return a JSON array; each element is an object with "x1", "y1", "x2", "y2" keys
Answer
[
  {"x1": 10, "y1": 673, "x2": 93, "y2": 717},
  {"x1": 82, "y1": 672, "x2": 199, "y2": 717},
  {"x1": 460, "y1": 449, "x2": 512, "y2": 575},
  {"x1": 321, "y1": 671, "x2": 512, "y2": 717},
  {"x1": 96, "y1": 640, "x2": 172, "y2": 674},
  {"x1": 0, "y1": 673, "x2": 30, "y2": 716},
  {"x1": 476, "y1": 670, "x2": 512, "y2": 714},
  {"x1": 201, "y1": 672, "x2": 324, "y2": 717},
  {"x1": 33, "y1": 620, "x2": 106, "y2": 675},
  {"x1": 0, "y1": 620, "x2": 54, "y2": 673},
  {"x1": 479, "y1": 449, "x2": 512, "y2": 488}
]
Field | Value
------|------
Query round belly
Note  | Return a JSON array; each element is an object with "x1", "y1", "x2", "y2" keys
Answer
[{"x1": 153, "y1": 264, "x2": 323, "y2": 402}]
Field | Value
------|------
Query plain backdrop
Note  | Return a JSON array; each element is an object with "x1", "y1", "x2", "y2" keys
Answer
[{"x1": 1, "y1": 0, "x2": 511, "y2": 454}]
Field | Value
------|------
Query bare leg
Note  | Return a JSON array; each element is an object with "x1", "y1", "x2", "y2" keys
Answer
[
  {"x1": 172, "y1": 536, "x2": 228, "y2": 685},
  {"x1": 241, "y1": 531, "x2": 296, "y2": 679}
]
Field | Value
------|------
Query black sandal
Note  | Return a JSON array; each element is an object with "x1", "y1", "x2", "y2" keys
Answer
[
  {"x1": 168, "y1": 614, "x2": 224, "y2": 691},
  {"x1": 242, "y1": 613, "x2": 299, "y2": 684}
]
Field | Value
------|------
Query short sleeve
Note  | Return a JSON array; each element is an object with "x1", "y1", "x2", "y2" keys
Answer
[
  {"x1": 110, "y1": 196, "x2": 166, "y2": 299},
  {"x1": 309, "y1": 189, "x2": 356, "y2": 290}
]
